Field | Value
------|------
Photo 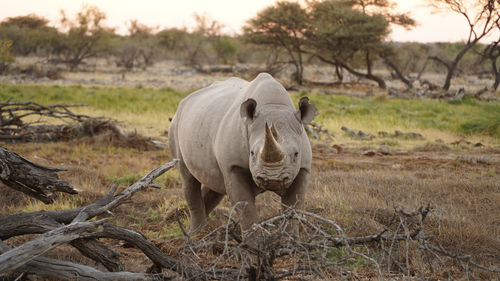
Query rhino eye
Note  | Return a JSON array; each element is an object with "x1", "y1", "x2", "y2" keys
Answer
[
  {"x1": 294, "y1": 152, "x2": 299, "y2": 157},
  {"x1": 251, "y1": 150, "x2": 255, "y2": 156}
]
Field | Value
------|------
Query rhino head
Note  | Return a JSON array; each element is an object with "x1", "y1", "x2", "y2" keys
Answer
[{"x1": 240, "y1": 97, "x2": 317, "y2": 194}]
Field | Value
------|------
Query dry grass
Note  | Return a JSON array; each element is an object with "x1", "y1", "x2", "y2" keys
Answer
[{"x1": 4, "y1": 137, "x2": 498, "y2": 279}]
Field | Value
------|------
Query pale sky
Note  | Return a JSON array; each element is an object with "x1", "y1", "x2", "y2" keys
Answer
[{"x1": 0, "y1": 0, "x2": 498, "y2": 43}]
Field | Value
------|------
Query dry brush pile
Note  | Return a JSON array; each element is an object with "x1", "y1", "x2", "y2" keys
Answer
[{"x1": 0, "y1": 100, "x2": 161, "y2": 150}]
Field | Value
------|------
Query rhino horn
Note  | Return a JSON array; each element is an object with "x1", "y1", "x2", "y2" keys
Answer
[
  {"x1": 261, "y1": 122, "x2": 285, "y2": 165},
  {"x1": 270, "y1": 122, "x2": 282, "y2": 143}
]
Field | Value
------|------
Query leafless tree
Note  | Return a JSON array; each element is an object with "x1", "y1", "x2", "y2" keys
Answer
[
  {"x1": 428, "y1": 0, "x2": 500, "y2": 90},
  {"x1": 481, "y1": 22, "x2": 500, "y2": 90}
]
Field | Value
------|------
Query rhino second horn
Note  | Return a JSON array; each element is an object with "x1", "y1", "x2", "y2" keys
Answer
[{"x1": 261, "y1": 122, "x2": 285, "y2": 165}]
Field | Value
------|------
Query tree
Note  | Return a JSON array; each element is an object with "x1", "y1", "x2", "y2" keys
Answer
[
  {"x1": 427, "y1": 0, "x2": 500, "y2": 90},
  {"x1": 243, "y1": 2, "x2": 309, "y2": 84},
  {"x1": 0, "y1": 14, "x2": 59, "y2": 56},
  {"x1": 157, "y1": 28, "x2": 186, "y2": 51},
  {"x1": 58, "y1": 5, "x2": 113, "y2": 71},
  {"x1": 380, "y1": 42, "x2": 431, "y2": 88},
  {"x1": 482, "y1": 36, "x2": 500, "y2": 90},
  {"x1": 127, "y1": 20, "x2": 158, "y2": 67},
  {"x1": 0, "y1": 39, "x2": 14, "y2": 74},
  {"x1": 350, "y1": 0, "x2": 415, "y2": 27},
  {"x1": 349, "y1": 0, "x2": 417, "y2": 88},
  {"x1": 192, "y1": 13, "x2": 237, "y2": 65},
  {"x1": 112, "y1": 20, "x2": 159, "y2": 72},
  {"x1": 307, "y1": 0, "x2": 390, "y2": 88}
]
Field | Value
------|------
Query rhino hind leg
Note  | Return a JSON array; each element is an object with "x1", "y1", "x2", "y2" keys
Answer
[
  {"x1": 178, "y1": 160, "x2": 206, "y2": 233},
  {"x1": 202, "y1": 187, "x2": 224, "y2": 217}
]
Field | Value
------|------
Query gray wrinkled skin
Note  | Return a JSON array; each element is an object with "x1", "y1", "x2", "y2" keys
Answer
[{"x1": 169, "y1": 73, "x2": 316, "y2": 234}]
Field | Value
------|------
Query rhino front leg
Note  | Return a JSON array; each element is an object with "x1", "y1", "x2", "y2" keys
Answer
[
  {"x1": 281, "y1": 168, "x2": 309, "y2": 235},
  {"x1": 225, "y1": 168, "x2": 259, "y2": 233}
]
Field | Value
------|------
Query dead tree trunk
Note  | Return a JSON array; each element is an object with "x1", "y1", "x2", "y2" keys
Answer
[
  {"x1": 0, "y1": 146, "x2": 77, "y2": 203},
  {"x1": 0, "y1": 219, "x2": 107, "y2": 273},
  {"x1": 483, "y1": 40, "x2": 500, "y2": 90},
  {"x1": 383, "y1": 57, "x2": 413, "y2": 88},
  {"x1": 0, "y1": 240, "x2": 160, "y2": 281},
  {"x1": 316, "y1": 55, "x2": 387, "y2": 89}
]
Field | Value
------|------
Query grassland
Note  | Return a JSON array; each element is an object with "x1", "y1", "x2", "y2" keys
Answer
[
  {"x1": 1, "y1": 83, "x2": 499, "y2": 279},
  {"x1": 2, "y1": 83, "x2": 500, "y2": 143}
]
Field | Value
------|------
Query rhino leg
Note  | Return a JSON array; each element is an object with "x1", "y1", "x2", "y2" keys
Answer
[
  {"x1": 225, "y1": 168, "x2": 258, "y2": 232},
  {"x1": 179, "y1": 161, "x2": 206, "y2": 233},
  {"x1": 202, "y1": 186, "x2": 224, "y2": 216},
  {"x1": 281, "y1": 168, "x2": 309, "y2": 235}
]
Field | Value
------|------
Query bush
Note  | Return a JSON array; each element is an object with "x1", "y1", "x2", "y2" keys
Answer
[{"x1": 0, "y1": 39, "x2": 14, "y2": 74}]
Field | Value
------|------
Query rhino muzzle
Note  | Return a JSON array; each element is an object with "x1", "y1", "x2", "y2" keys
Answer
[
  {"x1": 260, "y1": 122, "x2": 285, "y2": 166},
  {"x1": 255, "y1": 174, "x2": 292, "y2": 193}
]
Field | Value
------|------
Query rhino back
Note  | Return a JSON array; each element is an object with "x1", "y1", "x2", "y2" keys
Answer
[{"x1": 244, "y1": 73, "x2": 295, "y2": 108}]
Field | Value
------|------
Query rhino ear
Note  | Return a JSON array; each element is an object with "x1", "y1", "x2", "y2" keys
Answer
[
  {"x1": 240, "y1": 98, "x2": 257, "y2": 123},
  {"x1": 295, "y1": 96, "x2": 317, "y2": 124}
]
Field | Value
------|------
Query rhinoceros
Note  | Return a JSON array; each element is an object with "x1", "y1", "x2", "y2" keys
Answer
[{"x1": 168, "y1": 73, "x2": 316, "y2": 234}]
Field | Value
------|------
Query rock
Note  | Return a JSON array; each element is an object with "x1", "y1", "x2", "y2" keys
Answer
[
  {"x1": 378, "y1": 131, "x2": 389, "y2": 137},
  {"x1": 378, "y1": 145, "x2": 391, "y2": 155},
  {"x1": 393, "y1": 130, "x2": 423, "y2": 139},
  {"x1": 341, "y1": 126, "x2": 375, "y2": 140},
  {"x1": 341, "y1": 126, "x2": 356, "y2": 136},
  {"x1": 363, "y1": 150, "x2": 376, "y2": 157},
  {"x1": 358, "y1": 130, "x2": 375, "y2": 140},
  {"x1": 332, "y1": 144, "x2": 342, "y2": 154},
  {"x1": 451, "y1": 139, "x2": 471, "y2": 145}
]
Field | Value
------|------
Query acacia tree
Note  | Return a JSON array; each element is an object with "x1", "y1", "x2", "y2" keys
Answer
[
  {"x1": 307, "y1": 0, "x2": 390, "y2": 88},
  {"x1": 58, "y1": 5, "x2": 112, "y2": 71},
  {"x1": 349, "y1": 0, "x2": 416, "y2": 88},
  {"x1": 243, "y1": 2, "x2": 309, "y2": 84},
  {"x1": 428, "y1": 0, "x2": 500, "y2": 90}
]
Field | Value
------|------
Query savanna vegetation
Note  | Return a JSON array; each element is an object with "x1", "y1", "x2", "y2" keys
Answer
[
  {"x1": 1, "y1": 83, "x2": 499, "y2": 279},
  {"x1": 1, "y1": 0, "x2": 499, "y2": 280},
  {"x1": 0, "y1": 0, "x2": 499, "y2": 90}
]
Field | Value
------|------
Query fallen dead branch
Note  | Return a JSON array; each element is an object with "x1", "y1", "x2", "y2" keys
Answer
[
  {"x1": 0, "y1": 240, "x2": 164, "y2": 281},
  {"x1": 0, "y1": 101, "x2": 162, "y2": 150},
  {"x1": 0, "y1": 159, "x2": 180, "y2": 279}
]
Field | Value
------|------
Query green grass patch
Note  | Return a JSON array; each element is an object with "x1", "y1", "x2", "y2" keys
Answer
[
  {"x1": 292, "y1": 90, "x2": 500, "y2": 140},
  {"x1": 0, "y1": 83, "x2": 188, "y2": 116},
  {"x1": 2, "y1": 84, "x2": 499, "y2": 141}
]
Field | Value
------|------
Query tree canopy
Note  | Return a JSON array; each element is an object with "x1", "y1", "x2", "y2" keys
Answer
[{"x1": 243, "y1": 1, "x2": 310, "y2": 84}]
